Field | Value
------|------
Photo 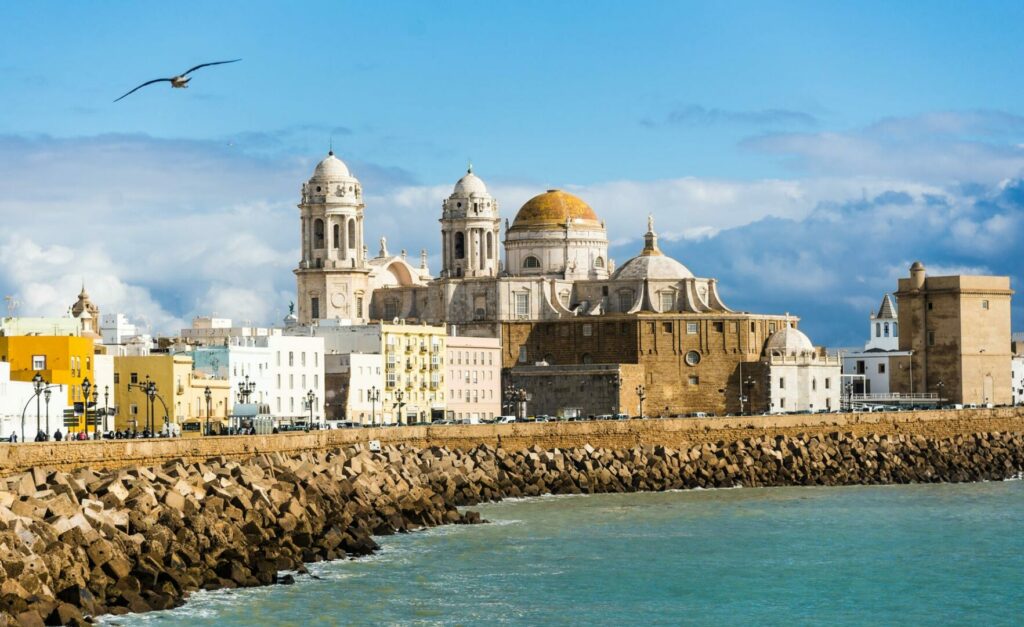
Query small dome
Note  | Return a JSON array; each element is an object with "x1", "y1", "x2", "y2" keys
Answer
[
  {"x1": 765, "y1": 326, "x2": 815, "y2": 355},
  {"x1": 453, "y1": 168, "x2": 488, "y2": 196},
  {"x1": 311, "y1": 151, "x2": 351, "y2": 180},
  {"x1": 511, "y1": 190, "x2": 600, "y2": 230},
  {"x1": 613, "y1": 254, "x2": 694, "y2": 280}
]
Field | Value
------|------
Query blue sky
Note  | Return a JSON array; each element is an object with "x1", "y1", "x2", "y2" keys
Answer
[{"x1": 1, "y1": 2, "x2": 1023, "y2": 345}]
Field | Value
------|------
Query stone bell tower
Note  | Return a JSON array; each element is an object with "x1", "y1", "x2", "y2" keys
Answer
[
  {"x1": 294, "y1": 151, "x2": 371, "y2": 323},
  {"x1": 440, "y1": 165, "x2": 501, "y2": 279}
]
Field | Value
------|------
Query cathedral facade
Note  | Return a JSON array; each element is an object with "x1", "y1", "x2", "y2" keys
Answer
[{"x1": 294, "y1": 151, "x2": 732, "y2": 336}]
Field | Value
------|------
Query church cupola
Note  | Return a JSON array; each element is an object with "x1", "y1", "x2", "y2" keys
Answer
[{"x1": 440, "y1": 164, "x2": 501, "y2": 279}]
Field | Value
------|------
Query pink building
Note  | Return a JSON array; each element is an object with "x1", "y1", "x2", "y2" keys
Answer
[{"x1": 445, "y1": 336, "x2": 501, "y2": 421}]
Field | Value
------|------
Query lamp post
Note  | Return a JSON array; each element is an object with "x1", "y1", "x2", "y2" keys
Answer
[
  {"x1": 204, "y1": 386, "x2": 212, "y2": 436},
  {"x1": 393, "y1": 389, "x2": 405, "y2": 425},
  {"x1": 740, "y1": 376, "x2": 755, "y2": 415},
  {"x1": 503, "y1": 385, "x2": 529, "y2": 420},
  {"x1": 33, "y1": 372, "x2": 44, "y2": 438},
  {"x1": 238, "y1": 375, "x2": 255, "y2": 404},
  {"x1": 306, "y1": 389, "x2": 316, "y2": 428},
  {"x1": 635, "y1": 384, "x2": 646, "y2": 418},
  {"x1": 82, "y1": 377, "x2": 92, "y2": 439},
  {"x1": 369, "y1": 386, "x2": 380, "y2": 427},
  {"x1": 936, "y1": 380, "x2": 945, "y2": 406},
  {"x1": 146, "y1": 380, "x2": 157, "y2": 435},
  {"x1": 44, "y1": 387, "x2": 52, "y2": 436},
  {"x1": 103, "y1": 385, "x2": 109, "y2": 433}
]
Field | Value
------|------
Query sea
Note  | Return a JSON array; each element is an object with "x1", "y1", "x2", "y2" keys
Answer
[{"x1": 101, "y1": 481, "x2": 1024, "y2": 626}]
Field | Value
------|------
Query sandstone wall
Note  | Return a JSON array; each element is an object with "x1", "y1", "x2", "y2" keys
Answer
[{"x1": 3, "y1": 407, "x2": 1024, "y2": 476}]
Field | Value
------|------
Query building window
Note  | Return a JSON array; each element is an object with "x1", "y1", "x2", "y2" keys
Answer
[
  {"x1": 663, "y1": 322, "x2": 672, "y2": 333},
  {"x1": 515, "y1": 293, "x2": 530, "y2": 318},
  {"x1": 812, "y1": 378, "x2": 817, "y2": 391},
  {"x1": 884, "y1": 322, "x2": 890, "y2": 337},
  {"x1": 288, "y1": 352, "x2": 294, "y2": 366},
  {"x1": 751, "y1": 322, "x2": 756, "y2": 332},
  {"x1": 928, "y1": 331, "x2": 935, "y2": 346},
  {"x1": 582, "y1": 324, "x2": 593, "y2": 337},
  {"x1": 876, "y1": 322, "x2": 881, "y2": 337},
  {"x1": 314, "y1": 219, "x2": 325, "y2": 248},
  {"x1": 454, "y1": 232, "x2": 465, "y2": 260},
  {"x1": 982, "y1": 300, "x2": 990, "y2": 310},
  {"x1": 356, "y1": 297, "x2": 363, "y2": 317},
  {"x1": 660, "y1": 292, "x2": 674, "y2": 311},
  {"x1": 685, "y1": 351, "x2": 701, "y2": 366},
  {"x1": 384, "y1": 301, "x2": 398, "y2": 320},
  {"x1": 333, "y1": 223, "x2": 341, "y2": 249},
  {"x1": 686, "y1": 322, "x2": 698, "y2": 334},
  {"x1": 618, "y1": 290, "x2": 634, "y2": 312},
  {"x1": 780, "y1": 398, "x2": 786, "y2": 409},
  {"x1": 311, "y1": 297, "x2": 320, "y2": 320},
  {"x1": 769, "y1": 323, "x2": 776, "y2": 333},
  {"x1": 518, "y1": 347, "x2": 527, "y2": 363},
  {"x1": 825, "y1": 378, "x2": 831, "y2": 389},
  {"x1": 927, "y1": 302, "x2": 933, "y2": 311},
  {"x1": 594, "y1": 256, "x2": 605, "y2": 268},
  {"x1": 301, "y1": 352, "x2": 307, "y2": 366},
  {"x1": 130, "y1": 372, "x2": 138, "y2": 384},
  {"x1": 779, "y1": 377, "x2": 786, "y2": 389},
  {"x1": 878, "y1": 363, "x2": 886, "y2": 374},
  {"x1": 348, "y1": 220, "x2": 356, "y2": 249},
  {"x1": 523, "y1": 256, "x2": 541, "y2": 269},
  {"x1": 31, "y1": 355, "x2": 46, "y2": 370},
  {"x1": 714, "y1": 322, "x2": 724, "y2": 333},
  {"x1": 114, "y1": 372, "x2": 120, "y2": 384},
  {"x1": 688, "y1": 375, "x2": 699, "y2": 385},
  {"x1": 893, "y1": 323, "x2": 898, "y2": 337}
]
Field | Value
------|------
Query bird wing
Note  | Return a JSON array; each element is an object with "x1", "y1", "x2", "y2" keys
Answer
[
  {"x1": 181, "y1": 59, "x2": 242, "y2": 76},
  {"x1": 113, "y1": 78, "x2": 173, "y2": 102}
]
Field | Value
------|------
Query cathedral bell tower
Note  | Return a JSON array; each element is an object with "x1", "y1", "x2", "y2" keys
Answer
[
  {"x1": 440, "y1": 165, "x2": 501, "y2": 279},
  {"x1": 294, "y1": 151, "x2": 371, "y2": 324}
]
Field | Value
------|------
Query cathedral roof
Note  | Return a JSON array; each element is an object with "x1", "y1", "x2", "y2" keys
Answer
[
  {"x1": 510, "y1": 190, "x2": 600, "y2": 231},
  {"x1": 612, "y1": 214, "x2": 694, "y2": 280},
  {"x1": 875, "y1": 293, "x2": 897, "y2": 319},
  {"x1": 765, "y1": 325, "x2": 815, "y2": 355},
  {"x1": 453, "y1": 166, "x2": 488, "y2": 196},
  {"x1": 311, "y1": 151, "x2": 351, "y2": 180}
]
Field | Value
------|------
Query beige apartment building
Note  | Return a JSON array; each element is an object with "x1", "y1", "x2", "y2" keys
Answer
[
  {"x1": 445, "y1": 335, "x2": 501, "y2": 421},
  {"x1": 892, "y1": 262, "x2": 1013, "y2": 405}
]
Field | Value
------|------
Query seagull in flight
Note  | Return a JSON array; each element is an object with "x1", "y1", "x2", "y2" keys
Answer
[{"x1": 114, "y1": 59, "x2": 241, "y2": 102}]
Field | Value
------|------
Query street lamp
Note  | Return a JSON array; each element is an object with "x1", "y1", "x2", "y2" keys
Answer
[
  {"x1": 368, "y1": 386, "x2": 380, "y2": 427},
  {"x1": 103, "y1": 385, "x2": 110, "y2": 433},
  {"x1": 204, "y1": 386, "x2": 213, "y2": 436},
  {"x1": 146, "y1": 380, "x2": 158, "y2": 435},
  {"x1": 503, "y1": 385, "x2": 529, "y2": 420},
  {"x1": 43, "y1": 387, "x2": 52, "y2": 436},
  {"x1": 393, "y1": 389, "x2": 405, "y2": 425},
  {"x1": 81, "y1": 377, "x2": 92, "y2": 439},
  {"x1": 238, "y1": 375, "x2": 256, "y2": 404},
  {"x1": 635, "y1": 384, "x2": 646, "y2": 418},
  {"x1": 740, "y1": 376, "x2": 755, "y2": 415},
  {"x1": 33, "y1": 372, "x2": 45, "y2": 438},
  {"x1": 306, "y1": 389, "x2": 316, "y2": 428}
]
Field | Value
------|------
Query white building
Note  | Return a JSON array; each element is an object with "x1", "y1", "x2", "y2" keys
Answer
[
  {"x1": 841, "y1": 294, "x2": 911, "y2": 396},
  {"x1": 1013, "y1": 332, "x2": 1024, "y2": 406},
  {"x1": 186, "y1": 334, "x2": 324, "y2": 424},
  {"x1": 0, "y1": 316, "x2": 80, "y2": 337},
  {"x1": 0, "y1": 362, "x2": 36, "y2": 439},
  {"x1": 325, "y1": 353, "x2": 384, "y2": 424},
  {"x1": 765, "y1": 325, "x2": 842, "y2": 413},
  {"x1": 445, "y1": 335, "x2": 501, "y2": 421}
]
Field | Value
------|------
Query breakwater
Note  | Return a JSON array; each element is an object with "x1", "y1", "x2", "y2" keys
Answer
[
  {"x1": 3, "y1": 406, "x2": 1024, "y2": 476},
  {"x1": 3, "y1": 429, "x2": 1024, "y2": 624}
]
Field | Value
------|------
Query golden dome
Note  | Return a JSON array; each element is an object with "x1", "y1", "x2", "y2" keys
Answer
[{"x1": 510, "y1": 190, "x2": 600, "y2": 230}]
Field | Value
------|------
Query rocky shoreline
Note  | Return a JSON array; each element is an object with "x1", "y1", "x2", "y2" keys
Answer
[{"x1": 2, "y1": 430, "x2": 1024, "y2": 625}]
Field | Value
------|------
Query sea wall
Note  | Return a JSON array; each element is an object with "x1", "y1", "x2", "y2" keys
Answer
[
  {"x1": 2, "y1": 429, "x2": 1024, "y2": 624},
  {"x1": 3, "y1": 407, "x2": 1024, "y2": 477}
]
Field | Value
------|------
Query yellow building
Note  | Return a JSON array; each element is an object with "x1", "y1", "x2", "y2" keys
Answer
[
  {"x1": 0, "y1": 336, "x2": 95, "y2": 431},
  {"x1": 113, "y1": 354, "x2": 231, "y2": 435}
]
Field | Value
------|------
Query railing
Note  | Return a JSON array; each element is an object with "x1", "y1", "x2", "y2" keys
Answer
[{"x1": 850, "y1": 393, "x2": 942, "y2": 402}]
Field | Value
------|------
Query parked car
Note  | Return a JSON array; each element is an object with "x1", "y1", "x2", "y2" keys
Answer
[
  {"x1": 496, "y1": 415, "x2": 517, "y2": 424},
  {"x1": 614, "y1": 413, "x2": 630, "y2": 420}
]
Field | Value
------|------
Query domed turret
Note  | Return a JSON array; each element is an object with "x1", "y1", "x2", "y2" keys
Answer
[
  {"x1": 440, "y1": 164, "x2": 501, "y2": 279},
  {"x1": 510, "y1": 190, "x2": 601, "y2": 231},
  {"x1": 910, "y1": 261, "x2": 926, "y2": 290},
  {"x1": 765, "y1": 325, "x2": 816, "y2": 356},
  {"x1": 504, "y1": 189, "x2": 608, "y2": 280},
  {"x1": 311, "y1": 150, "x2": 351, "y2": 180},
  {"x1": 613, "y1": 214, "x2": 695, "y2": 281}
]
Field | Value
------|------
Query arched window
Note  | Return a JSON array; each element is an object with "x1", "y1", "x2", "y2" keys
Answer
[
  {"x1": 594, "y1": 256, "x2": 605, "y2": 268},
  {"x1": 486, "y1": 232, "x2": 493, "y2": 260},
  {"x1": 348, "y1": 219, "x2": 356, "y2": 249},
  {"x1": 618, "y1": 290, "x2": 634, "y2": 312},
  {"x1": 454, "y1": 232, "x2": 465, "y2": 259},
  {"x1": 333, "y1": 223, "x2": 341, "y2": 249},
  {"x1": 875, "y1": 322, "x2": 881, "y2": 337},
  {"x1": 314, "y1": 219, "x2": 325, "y2": 249},
  {"x1": 884, "y1": 322, "x2": 890, "y2": 337},
  {"x1": 523, "y1": 256, "x2": 541, "y2": 269}
]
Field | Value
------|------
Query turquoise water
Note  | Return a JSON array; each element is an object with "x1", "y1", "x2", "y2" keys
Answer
[{"x1": 104, "y1": 482, "x2": 1024, "y2": 626}]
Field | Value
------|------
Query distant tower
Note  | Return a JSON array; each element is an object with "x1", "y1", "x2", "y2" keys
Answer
[
  {"x1": 866, "y1": 294, "x2": 899, "y2": 351},
  {"x1": 70, "y1": 283, "x2": 100, "y2": 337},
  {"x1": 440, "y1": 164, "x2": 501, "y2": 278},
  {"x1": 294, "y1": 151, "x2": 370, "y2": 323}
]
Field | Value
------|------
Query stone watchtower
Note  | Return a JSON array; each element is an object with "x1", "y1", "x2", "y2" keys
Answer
[
  {"x1": 294, "y1": 151, "x2": 371, "y2": 324},
  {"x1": 893, "y1": 261, "x2": 1013, "y2": 404},
  {"x1": 439, "y1": 165, "x2": 501, "y2": 279}
]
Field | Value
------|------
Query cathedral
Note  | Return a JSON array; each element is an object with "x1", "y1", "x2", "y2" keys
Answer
[{"x1": 294, "y1": 151, "x2": 732, "y2": 336}]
